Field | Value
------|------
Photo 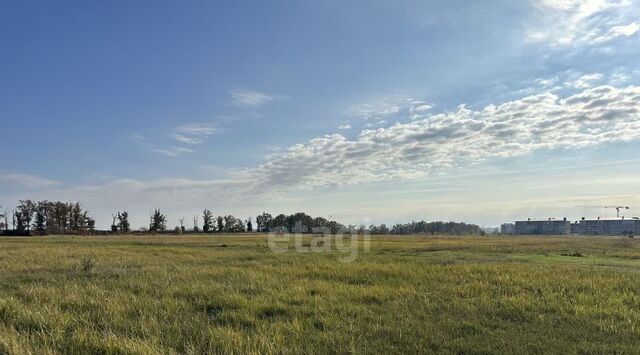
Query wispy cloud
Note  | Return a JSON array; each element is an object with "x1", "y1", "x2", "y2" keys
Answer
[
  {"x1": 526, "y1": 0, "x2": 639, "y2": 47},
  {"x1": 348, "y1": 96, "x2": 408, "y2": 120},
  {"x1": 229, "y1": 89, "x2": 286, "y2": 109},
  {"x1": 131, "y1": 134, "x2": 194, "y2": 157},
  {"x1": 348, "y1": 97, "x2": 433, "y2": 123},
  {"x1": 0, "y1": 172, "x2": 59, "y2": 188},
  {"x1": 172, "y1": 123, "x2": 216, "y2": 145},
  {"x1": 149, "y1": 146, "x2": 195, "y2": 157},
  {"x1": 595, "y1": 21, "x2": 640, "y2": 43}
]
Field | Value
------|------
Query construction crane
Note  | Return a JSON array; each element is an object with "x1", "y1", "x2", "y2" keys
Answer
[
  {"x1": 605, "y1": 206, "x2": 630, "y2": 218},
  {"x1": 576, "y1": 205, "x2": 630, "y2": 218}
]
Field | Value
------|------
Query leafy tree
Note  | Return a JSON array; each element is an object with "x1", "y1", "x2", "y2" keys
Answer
[
  {"x1": 256, "y1": 212, "x2": 273, "y2": 232},
  {"x1": 287, "y1": 212, "x2": 313, "y2": 233},
  {"x1": 69, "y1": 203, "x2": 84, "y2": 232},
  {"x1": 272, "y1": 214, "x2": 288, "y2": 231},
  {"x1": 16, "y1": 200, "x2": 37, "y2": 231},
  {"x1": 202, "y1": 209, "x2": 214, "y2": 233},
  {"x1": 371, "y1": 220, "x2": 481, "y2": 235},
  {"x1": 49, "y1": 202, "x2": 70, "y2": 234},
  {"x1": 86, "y1": 215, "x2": 96, "y2": 233},
  {"x1": 117, "y1": 211, "x2": 130, "y2": 233},
  {"x1": 14, "y1": 211, "x2": 27, "y2": 232},
  {"x1": 326, "y1": 220, "x2": 344, "y2": 235},
  {"x1": 246, "y1": 217, "x2": 253, "y2": 232},
  {"x1": 11, "y1": 200, "x2": 94, "y2": 235},
  {"x1": 34, "y1": 202, "x2": 48, "y2": 233},
  {"x1": 149, "y1": 209, "x2": 167, "y2": 232},
  {"x1": 216, "y1": 216, "x2": 224, "y2": 232},
  {"x1": 223, "y1": 215, "x2": 245, "y2": 233}
]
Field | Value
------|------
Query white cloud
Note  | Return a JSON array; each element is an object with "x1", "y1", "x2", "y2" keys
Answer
[
  {"x1": 535, "y1": 69, "x2": 639, "y2": 93},
  {"x1": 568, "y1": 73, "x2": 604, "y2": 89},
  {"x1": 591, "y1": 21, "x2": 640, "y2": 43},
  {"x1": 0, "y1": 172, "x2": 59, "y2": 189},
  {"x1": 250, "y1": 85, "x2": 640, "y2": 192},
  {"x1": 535, "y1": 77, "x2": 560, "y2": 88},
  {"x1": 338, "y1": 124, "x2": 352, "y2": 130},
  {"x1": 527, "y1": 0, "x2": 638, "y2": 47},
  {"x1": 608, "y1": 22, "x2": 640, "y2": 36},
  {"x1": 610, "y1": 71, "x2": 631, "y2": 86},
  {"x1": 411, "y1": 103, "x2": 433, "y2": 113},
  {"x1": 128, "y1": 84, "x2": 640, "y2": 194}
]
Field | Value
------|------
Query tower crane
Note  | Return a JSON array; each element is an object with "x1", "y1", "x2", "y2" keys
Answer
[
  {"x1": 605, "y1": 206, "x2": 630, "y2": 218},
  {"x1": 576, "y1": 205, "x2": 630, "y2": 218}
]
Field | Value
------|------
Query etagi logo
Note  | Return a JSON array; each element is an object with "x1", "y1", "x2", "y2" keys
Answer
[{"x1": 267, "y1": 222, "x2": 370, "y2": 262}]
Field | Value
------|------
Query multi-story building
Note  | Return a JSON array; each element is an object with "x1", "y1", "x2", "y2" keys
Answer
[
  {"x1": 571, "y1": 217, "x2": 640, "y2": 235},
  {"x1": 515, "y1": 219, "x2": 571, "y2": 235},
  {"x1": 501, "y1": 223, "x2": 515, "y2": 234}
]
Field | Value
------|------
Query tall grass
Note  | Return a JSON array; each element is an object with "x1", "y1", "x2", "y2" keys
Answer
[{"x1": 0, "y1": 235, "x2": 638, "y2": 354}]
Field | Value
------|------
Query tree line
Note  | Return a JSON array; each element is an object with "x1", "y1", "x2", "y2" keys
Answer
[
  {"x1": 0, "y1": 200, "x2": 95, "y2": 235},
  {"x1": 0, "y1": 202, "x2": 482, "y2": 236}
]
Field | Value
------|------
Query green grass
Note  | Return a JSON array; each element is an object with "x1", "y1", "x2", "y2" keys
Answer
[{"x1": 0, "y1": 234, "x2": 640, "y2": 354}]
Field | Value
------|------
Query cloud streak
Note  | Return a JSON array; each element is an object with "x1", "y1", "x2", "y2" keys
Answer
[
  {"x1": 172, "y1": 123, "x2": 216, "y2": 145},
  {"x1": 0, "y1": 172, "x2": 59, "y2": 189},
  {"x1": 131, "y1": 134, "x2": 195, "y2": 157},
  {"x1": 229, "y1": 89, "x2": 286, "y2": 109}
]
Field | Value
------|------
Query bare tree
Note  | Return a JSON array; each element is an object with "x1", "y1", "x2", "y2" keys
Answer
[
  {"x1": 111, "y1": 214, "x2": 118, "y2": 233},
  {"x1": 179, "y1": 218, "x2": 185, "y2": 233},
  {"x1": 193, "y1": 215, "x2": 199, "y2": 232}
]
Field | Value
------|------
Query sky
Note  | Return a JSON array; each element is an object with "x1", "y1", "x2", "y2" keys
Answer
[{"x1": 1, "y1": 0, "x2": 640, "y2": 229}]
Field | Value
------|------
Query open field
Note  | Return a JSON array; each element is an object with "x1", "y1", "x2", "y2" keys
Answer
[{"x1": 0, "y1": 234, "x2": 640, "y2": 354}]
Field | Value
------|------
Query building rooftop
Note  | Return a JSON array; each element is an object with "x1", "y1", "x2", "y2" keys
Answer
[{"x1": 577, "y1": 217, "x2": 640, "y2": 221}]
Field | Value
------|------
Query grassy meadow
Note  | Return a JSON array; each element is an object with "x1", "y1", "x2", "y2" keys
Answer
[{"x1": 0, "y1": 234, "x2": 639, "y2": 354}]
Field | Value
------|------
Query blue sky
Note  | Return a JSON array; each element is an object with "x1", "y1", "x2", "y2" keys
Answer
[{"x1": 1, "y1": 0, "x2": 640, "y2": 229}]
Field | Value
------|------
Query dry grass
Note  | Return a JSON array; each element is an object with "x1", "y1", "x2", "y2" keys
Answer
[{"x1": 0, "y1": 234, "x2": 639, "y2": 354}]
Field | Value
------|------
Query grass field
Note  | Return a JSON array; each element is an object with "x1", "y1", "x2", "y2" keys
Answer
[{"x1": 0, "y1": 234, "x2": 639, "y2": 354}]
